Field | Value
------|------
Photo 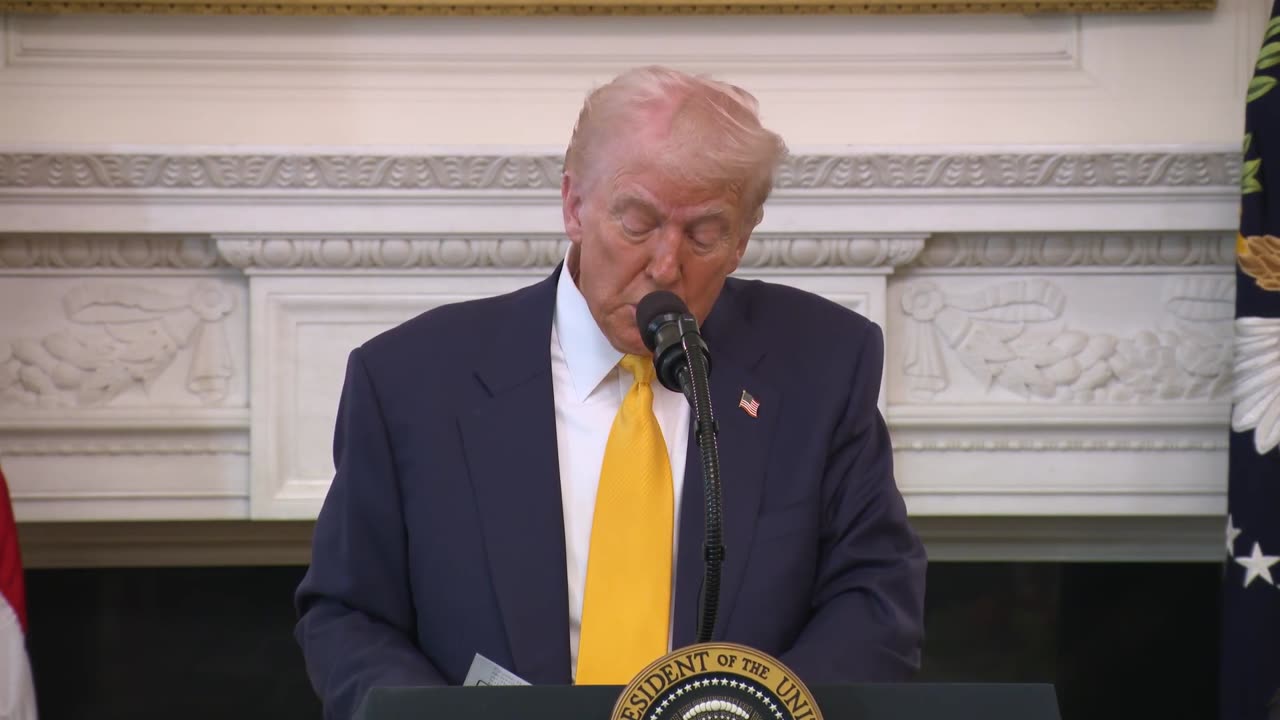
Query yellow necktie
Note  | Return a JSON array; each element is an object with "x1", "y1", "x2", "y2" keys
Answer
[{"x1": 576, "y1": 354, "x2": 674, "y2": 685}]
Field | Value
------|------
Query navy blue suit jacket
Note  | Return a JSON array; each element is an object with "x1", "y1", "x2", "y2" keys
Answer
[{"x1": 295, "y1": 268, "x2": 927, "y2": 719}]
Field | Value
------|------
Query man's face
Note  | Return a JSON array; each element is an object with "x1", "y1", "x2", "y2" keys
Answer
[{"x1": 561, "y1": 154, "x2": 753, "y2": 356}]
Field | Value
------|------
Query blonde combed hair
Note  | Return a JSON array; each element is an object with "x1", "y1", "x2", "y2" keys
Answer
[{"x1": 564, "y1": 66, "x2": 788, "y2": 226}]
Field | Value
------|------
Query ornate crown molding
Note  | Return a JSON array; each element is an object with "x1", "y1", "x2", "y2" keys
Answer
[
  {"x1": 214, "y1": 235, "x2": 568, "y2": 270},
  {"x1": 740, "y1": 236, "x2": 927, "y2": 269},
  {"x1": 774, "y1": 152, "x2": 1238, "y2": 191},
  {"x1": 0, "y1": 233, "x2": 1231, "y2": 271},
  {"x1": 213, "y1": 234, "x2": 929, "y2": 270},
  {"x1": 0, "y1": 150, "x2": 1239, "y2": 192},
  {"x1": 0, "y1": 235, "x2": 227, "y2": 269},
  {"x1": 0, "y1": 154, "x2": 566, "y2": 191},
  {"x1": 911, "y1": 233, "x2": 1235, "y2": 268}
]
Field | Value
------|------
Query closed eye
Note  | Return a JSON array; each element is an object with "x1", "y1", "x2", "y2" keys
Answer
[
  {"x1": 688, "y1": 220, "x2": 730, "y2": 252},
  {"x1": 615, "y1": 205, "x2": 659, "y2": 238}
]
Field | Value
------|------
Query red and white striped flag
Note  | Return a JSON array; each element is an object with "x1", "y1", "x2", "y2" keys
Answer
[{"x1": 0, "y1": 466, "x2": 37, "y2": 720}]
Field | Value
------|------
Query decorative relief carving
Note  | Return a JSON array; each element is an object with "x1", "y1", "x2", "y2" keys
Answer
[
  {"x1": 0, "y1": 234, "x2": 1235, "y2": 271},
  {"x1": 739, "y1": 237, "x2": 926, "y2": 269},
  {"x1": 900, "y1": 277, "x2": 1233, "y2": 402},
  {"x1": 773, "y1": 153, "x2": 1237, "y2": 190},
  {"x1": 0, "y1": 236, "x2": 224, "y2": 269},
  {"x1": 911, "y1": 234, "x2": 1234, "y2": 268},
  {"x1": 0, "y1": 151, "x2": 1238, "y2": 192},
  {"x1": 215, "y1": 236, "x2": 569, "y2": 270},
  {"x1": 0, "y1": 282, "x2": 237, "y2": 408},
  {"x1": 0, "y1": 154, "x2": 566, "y2": 191},
  {"x1": 214, "y1": 235, "x2": 927, "y2": 270}
]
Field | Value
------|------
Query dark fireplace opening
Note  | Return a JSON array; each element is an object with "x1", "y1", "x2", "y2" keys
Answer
[{"x1": 23, "y1": 562, "x2": 1221, "y2": 720}]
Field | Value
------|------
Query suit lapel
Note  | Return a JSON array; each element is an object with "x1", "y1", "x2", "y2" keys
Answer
[
  {"x1": 458, "y1": 269, "x2": 572, "y2": 684},
  {"x1": 672, "y1": 281, "x2": 779, "y2": 648}
]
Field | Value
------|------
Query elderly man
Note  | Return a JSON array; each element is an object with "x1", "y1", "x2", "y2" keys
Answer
[{"x1": 295, "y1": 66, "x2": 926, "y2": 720}]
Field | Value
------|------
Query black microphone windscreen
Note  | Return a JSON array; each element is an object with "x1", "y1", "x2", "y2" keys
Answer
[{"x1": 636, "y1": 291, "x2": 689, "y2": 350}]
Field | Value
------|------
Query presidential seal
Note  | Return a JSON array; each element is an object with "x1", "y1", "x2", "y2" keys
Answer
[{"x1": 610, "y1": 644, "x2": 822, "y2": 720}]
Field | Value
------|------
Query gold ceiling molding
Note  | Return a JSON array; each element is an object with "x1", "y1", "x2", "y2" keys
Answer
[{"x1": 0, "y1": 0, "x2": 1215, "y2": 16}]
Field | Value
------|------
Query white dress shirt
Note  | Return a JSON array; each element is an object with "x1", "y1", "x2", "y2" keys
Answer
[{"x1": 551, "y1": 265, "x2": 690, "y2": 680}]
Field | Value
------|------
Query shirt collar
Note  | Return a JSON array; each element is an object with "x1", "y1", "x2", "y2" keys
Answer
[{"x1": 554, "y1": 257, "x2": 624, "y2": 403}]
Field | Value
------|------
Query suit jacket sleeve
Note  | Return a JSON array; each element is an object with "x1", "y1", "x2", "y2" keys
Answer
[
  {"x1": 295, "y1": 347, "x2": 447, "y2": 719},
  {"x1": 778, "y1": 322, "x2": 927, "y2": 682}
]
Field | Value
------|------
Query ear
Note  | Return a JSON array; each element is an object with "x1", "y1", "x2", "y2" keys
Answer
[
  {"x1": 726, "y1": 234, "x2": 750, "y2": 276},
  {"x1": 562, "y1": 172, "x2": 584, "y2": 247},
  {"x1": 727, "y1": 206, "x2": 761, "y2": 272}
]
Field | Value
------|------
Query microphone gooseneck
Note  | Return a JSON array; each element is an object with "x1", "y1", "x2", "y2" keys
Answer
[{"x1": 635, "y1": 291, "x2": 724, "y2": 645}]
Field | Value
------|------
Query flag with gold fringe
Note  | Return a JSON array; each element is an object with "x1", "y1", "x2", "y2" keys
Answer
[{"x1": 1222, "y1": 2, "x2": 1280, "y2": 719}]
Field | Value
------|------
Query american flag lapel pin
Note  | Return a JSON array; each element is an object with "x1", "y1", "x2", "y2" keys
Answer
[{"x1": 738, "y1": 390, "x2": 760, "y2": 418}]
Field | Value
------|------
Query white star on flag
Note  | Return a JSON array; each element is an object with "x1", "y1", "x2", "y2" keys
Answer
[
  {"x1": 1227, "y1": 514, "x2": 1243, "y2": 555},
  {"x1": 1234, "y1": 542, "x2": 1279, "y2": 588}
]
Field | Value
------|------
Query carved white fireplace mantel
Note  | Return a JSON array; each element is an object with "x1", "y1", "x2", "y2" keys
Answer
[{"x1": 0, "y1": 148, "x2": 1240, "y2": 565}]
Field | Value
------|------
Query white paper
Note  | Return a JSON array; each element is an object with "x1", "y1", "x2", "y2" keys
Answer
[{"x1": 463, "y1": 653, "x2": 531, "y2": 687}]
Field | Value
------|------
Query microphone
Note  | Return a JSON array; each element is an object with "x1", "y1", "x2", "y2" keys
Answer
[
  {"x1": 635, "y1": 291, "x2": 724, "y2": 646},
  {"x1": 636, "y1": 291, "x2": 712, "y2": 398}
]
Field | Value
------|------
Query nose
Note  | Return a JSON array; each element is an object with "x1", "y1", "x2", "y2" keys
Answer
[{"x1": 646, "y1": 226, "x2": 682, "y2": 288}]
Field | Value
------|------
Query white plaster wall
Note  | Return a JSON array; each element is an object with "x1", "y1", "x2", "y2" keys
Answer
[{"x1": 0, "y1": 0, "x2": 1273, "y2": 147}]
